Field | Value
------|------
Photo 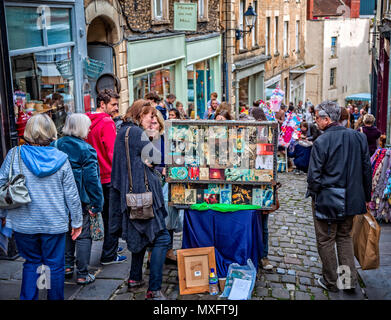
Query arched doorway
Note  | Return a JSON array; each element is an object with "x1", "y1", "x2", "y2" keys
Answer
[{"x1": 85, "y1": 0, "x2": 122, "y2": 108}]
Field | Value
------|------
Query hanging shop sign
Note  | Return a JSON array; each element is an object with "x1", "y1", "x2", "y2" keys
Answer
[{"x1": 174, "y1": 2, "x2": 197, "y2": 32}]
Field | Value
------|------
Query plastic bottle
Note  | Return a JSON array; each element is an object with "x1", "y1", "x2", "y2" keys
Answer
[{"x1": 209, "y1": 268, "x2": 219, "y2": 295}]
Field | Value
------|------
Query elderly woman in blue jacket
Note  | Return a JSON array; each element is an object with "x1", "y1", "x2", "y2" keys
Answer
[
  {"x1": 52, "y1": 113, "x2": 104, "y2": 285},
  {"x1": 0, "y1": 114, "x2": 83, "y2": 300}
]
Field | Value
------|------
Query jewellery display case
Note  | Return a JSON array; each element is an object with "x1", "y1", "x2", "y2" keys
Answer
[{"x1": 164, "y1": 120, "x2": 279, "y2": 211}]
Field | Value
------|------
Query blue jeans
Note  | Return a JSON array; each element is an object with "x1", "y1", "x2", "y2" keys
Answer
[
  {"x1": 129, "y1": 229, "x2": 170, "y2": 291},
  {"x1": 14, "y1": 232, "x2": 66, "y2": 300},
  {"x1": 65, "y1": 209, "x2": 92, "y2": 278},
  {"x1": 261, "y1": 214, "x2": 269, "y2": 259}
]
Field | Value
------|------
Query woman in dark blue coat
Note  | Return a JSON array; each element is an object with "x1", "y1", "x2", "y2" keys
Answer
[
  {"x1": 110, "y1": 99, "x2": 170, "y2": 300},
  {"x1": 52, "y1": 113, "x2": 104, "y2": 285}
]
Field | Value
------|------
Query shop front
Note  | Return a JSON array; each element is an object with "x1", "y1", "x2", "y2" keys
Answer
[
  {"x1": 234, "y1": 55, "x2": 269, "y2": 116},
  {"x1": 289, "y1": 64, "x2": 315, "y2": 108},
  {"x1": 128, "y1": 33, "x2": 221, "y2": 118},
  {"x1": 128, "y1": 34, "x2": 187, "y2": 107},
  {"x1": 4, "y1": 0, "x2": 87, "y2": 140},
  {"x1": 185, "y1": 34, "x2": 221, "y2": 118}
]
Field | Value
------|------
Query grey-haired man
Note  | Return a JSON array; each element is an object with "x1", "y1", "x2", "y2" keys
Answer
[{"x1": 306, "y1": 101, "x2": 372, "y2": 293}]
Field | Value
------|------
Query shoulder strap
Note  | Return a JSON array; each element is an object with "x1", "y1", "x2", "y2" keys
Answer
[
  {"x1": 125, "y1": 127, "x2": 150, "y2": 193},
  {"x1": 8, "y1": 147, "x2": 17, "y2": 180},
  {"x1": 18, "y1": 146, "x2": 23, "y2": 175}
]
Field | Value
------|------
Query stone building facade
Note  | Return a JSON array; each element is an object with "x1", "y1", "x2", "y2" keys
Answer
[
  {"x1": 260, "y1": 0, "x2": 307, "y2": 106},
  {"x1": 84, "y1": 0, "x2": 222, "y2": 116},
  {"x1": 221, "y1": 0, "x2": 307, "y2": 115}
]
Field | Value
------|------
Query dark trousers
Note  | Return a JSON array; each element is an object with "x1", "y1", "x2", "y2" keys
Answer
[
  {"x1": 129, "y1": 229, "x2": 170, "y2": 291},
  {"x1": 14, "y1": 232, "x2": 66, "y2": 300},
  {"x1": 65, "y1": 208, "x2": 92, "y2": 278},
  {"x1": 261, "y1": 213, "x2": 269, "y2": 259},
  {"x1": 101, "y1": 183, "x2": 119, "y2": 263},
  {"x1": 312, "y1": 201, "x2": 357, "y2": 289}
]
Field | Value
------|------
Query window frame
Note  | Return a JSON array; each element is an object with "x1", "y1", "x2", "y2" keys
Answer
[
  {"x1": 151, "y1": 0, "x2": 169, "y2": 24},
  {"x1": 198, "y1": 0, "x2": 209, "y2": 22},
  {"x1": 265, "y1": 16, "x2": 270, "y2": 56},
  {"x1": 274, "y1": 16, "x2": 279, "y2": 55},
  {"x1": 251, "y1": 0, "x2": 258, "y2": 48},
  {"x1": 330, "y1": 67, "x2": 337, "y2": 88},
  {"x1": 295, "y1": 20, "x2": 300, "y2": 53},
  {"x1": 283, "y1": 21, "x2": 289, "y2": 57},
  {"x1": 331, "y1": 36, "x2": 337, "y2": 58},
  {"x1": 5, "y1": 2, "x2": 75, "y2": 57},
  {"x1": 239, "y1": 0, "x2": 246, "y2": 51}
]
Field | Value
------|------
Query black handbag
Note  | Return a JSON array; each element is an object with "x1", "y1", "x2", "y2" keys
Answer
[{"x1": 125, "y1": 127, "x2": 154, "y2": 220}]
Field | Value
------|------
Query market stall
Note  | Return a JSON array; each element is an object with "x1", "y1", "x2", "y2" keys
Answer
[
  {"x1": 165, "y1": 119, "x2": 279, "y2": 277},
  {"x1": 369, "y1": 147, "x2": 391, "y2": 223}
]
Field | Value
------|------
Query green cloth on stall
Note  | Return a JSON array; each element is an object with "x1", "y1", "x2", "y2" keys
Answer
[{"x1": 190, "y1": 202, "x2": 262, "y2": 212}]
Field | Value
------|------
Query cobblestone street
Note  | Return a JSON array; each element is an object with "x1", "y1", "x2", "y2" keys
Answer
[
  {"x1": 0, "y1": 172, "x2": 374, "y2": 300},
  {"x1": 108, "y1": 172, "x2": 366, "y2": 301}
]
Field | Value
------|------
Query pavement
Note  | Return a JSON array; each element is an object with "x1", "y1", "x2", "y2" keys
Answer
[{"x1": 0, "y1": 172, "x2": 390, "y2": 300}]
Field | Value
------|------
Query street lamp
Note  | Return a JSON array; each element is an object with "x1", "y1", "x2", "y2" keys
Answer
[{"x1": 235, "y1": 3, "x2": 257, "y2": 40}]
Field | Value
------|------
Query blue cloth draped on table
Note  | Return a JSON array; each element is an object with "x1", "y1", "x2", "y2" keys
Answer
[{"x1": 182, "y1": 209, "x2": 263, "y2": 279}]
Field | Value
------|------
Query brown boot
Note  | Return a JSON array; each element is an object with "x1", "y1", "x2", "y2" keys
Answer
[{"x1": 165, "y1": 249, "x2": 177, "y2": 264}]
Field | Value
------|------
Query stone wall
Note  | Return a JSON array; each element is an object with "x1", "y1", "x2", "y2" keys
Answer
[{"x1": 118, "y1": 0, "x2": 220, "y2": 37}]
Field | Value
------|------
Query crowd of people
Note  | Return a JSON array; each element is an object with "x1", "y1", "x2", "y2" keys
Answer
[{"x1": 0, "y1": 86, "x2": 385, "y2": 300}]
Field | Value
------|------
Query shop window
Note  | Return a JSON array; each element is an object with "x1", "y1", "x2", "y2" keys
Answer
[
  {"x1": 6, "y1": 6, "x2": 72, "y2": 51},
  {"x1": 198, "y1": 0, "x2": 208, "y2": 21},
  {"x1": 152, "y1": 0, "x2": 169, "y2": 23},
  {"x1": 47, "y1": 8, "x2": 72, "y2": 46},
  {"x1": 133, "y1": 65, "x2": 175, "y2": 101},
  {"x1": 5, "y1": 6, "x2": 44, "y2": 51},
  {"x1": 12, "y1": 47, "x2": 74, "y2": 134}
]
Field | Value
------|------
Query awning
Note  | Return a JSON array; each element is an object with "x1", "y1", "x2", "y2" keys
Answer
[
  {"x1": 290, "y1": 64, "x2": 316, "y2": 74},
  {"x1": 345, "y1": 93, "x2": 371, "y2": 102}
]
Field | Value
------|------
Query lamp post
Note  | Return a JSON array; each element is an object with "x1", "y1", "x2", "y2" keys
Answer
[{"x1": 235, "y1": 3, "x2": 257, "y2": 40}]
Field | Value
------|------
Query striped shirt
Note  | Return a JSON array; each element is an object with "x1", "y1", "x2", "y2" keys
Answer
[{"x1": 0, "y1": 147, "x2": 82, "y2": 234}]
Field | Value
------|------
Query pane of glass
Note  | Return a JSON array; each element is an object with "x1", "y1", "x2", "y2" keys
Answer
[
  {"x1": 155, "y1": 0, "x2": 163, "y2": 18},
  {"x1": 11, "y1": 47, "x2": 75, "y2": 135},
  {"x1": 47, "y1": 8, "x2": 72, "y2": 45},
  {"x1": 133, "y1": 74, "x2": 149, "y2": 100},
  {"x1": 6, "y1": 6, "x2": 44, "y2": 51},
  {"x1": 187, "y1": 65, "x2": 195, "y2": 118}
]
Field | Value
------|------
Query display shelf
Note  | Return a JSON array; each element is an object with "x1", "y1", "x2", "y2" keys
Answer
[{"x1": 165, "y1": 120, "x2": 279, "y2": 210}]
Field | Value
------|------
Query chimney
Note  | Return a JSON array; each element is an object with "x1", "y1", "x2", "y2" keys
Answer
[
  {"x1": 307, "y1": 0, "x2": 314, "y2": 20},
  {"x1": 348, "y1": 0, "x2": 361, "y2": 18}
]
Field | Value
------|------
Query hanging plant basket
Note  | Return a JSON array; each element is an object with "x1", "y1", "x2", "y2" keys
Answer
[
  {"x1": 55, "y1": 59, "x2": 74, "y2": 80},
  {"x1": 83, "y1": 57, "x2": 106, "y2": 80}
]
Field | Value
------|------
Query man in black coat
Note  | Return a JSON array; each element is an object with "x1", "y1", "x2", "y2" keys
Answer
[{"x1": 307, "y1": 101, "x2": 372, "y2": 293}]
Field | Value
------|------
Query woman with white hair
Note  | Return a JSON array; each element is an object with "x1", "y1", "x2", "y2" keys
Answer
[
  {"x1": 0, "y1": 114, "x2": 83, "y2": 300},
  {"x1": 51, "y1": 113, "x2": 104, "y2": 285}
]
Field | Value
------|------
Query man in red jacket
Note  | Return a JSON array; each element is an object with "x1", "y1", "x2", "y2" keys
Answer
[{"x1": 86, "y1": 89, "x2": 127, "y2": 265}]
